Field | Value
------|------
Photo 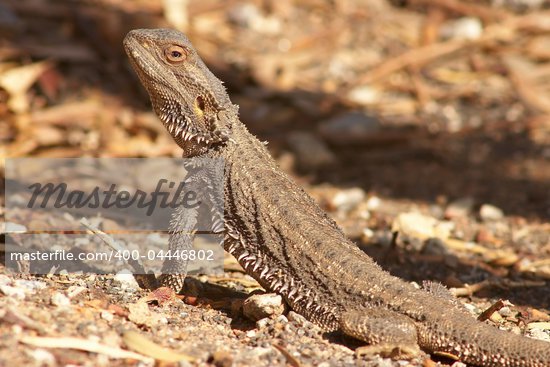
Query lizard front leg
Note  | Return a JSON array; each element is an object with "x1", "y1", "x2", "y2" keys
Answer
[
  {"x1": 138, "y1": 158, "x2": 224, "y2": 292},
  {"x1": 134, "y1": 202, "x2": 197, "y2": 291},
  {"x1": 157, "y1": 190, "x2": 225, "y2": 292}
]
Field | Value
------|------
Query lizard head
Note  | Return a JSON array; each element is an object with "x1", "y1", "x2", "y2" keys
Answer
[{"x1": 124, "y1": 28, "x2": 237, "y2": 155}]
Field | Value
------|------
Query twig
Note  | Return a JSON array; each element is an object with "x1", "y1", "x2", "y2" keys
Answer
[
  {"x1": 20, "y1": 336, "x2": 153, "y2": 363},
  {"x1": 273, "y1": 343, "x2": 301, "y2": 367},
  {"x1": 452, "y1": 279, "x2": 546, "y2": 297},
  {"x1": 350, "y1": 12, "x2": 550, "y2": 87},
  {"x1": 410, "y1": 0, "x2": 510, "y2": 22},
  {"x1": 478, "y1": 299, "x2": 513, "y2": 321},
  {"x1": 80, "y1": 217, "x2": 157, "y2": 288},
  {"x1": 353, "y1": 38, "x2": 471, "y2": 85},
  {"x1": 123, "y1": 331, "x2": 196, "y2": 362}
]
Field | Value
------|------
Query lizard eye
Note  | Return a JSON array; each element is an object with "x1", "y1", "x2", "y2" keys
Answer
[{"x1": 165, "y1": 45, "x2": 186, "y2": 64}]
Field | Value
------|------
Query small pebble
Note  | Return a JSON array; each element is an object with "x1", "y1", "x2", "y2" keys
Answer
[
  {"x1": 392, "y1": 212, "x2": 453, "y2": 241},
  {"x1": 0, "y1": 285, "x2": 26, "y2": 300},
  {"x1": 85, "y1": 274, "x2": 97, "y2": 284},
  {"x1": 114, "y1": 271, "x2": 139, "y2": 289},
  {"x1": 256, "y1": 318, "x2": 270, "y2": 329},
  {"x1": 228, "y1": 3, "x2": 281, "y2": 34},
  {"x1": 361, "y1": 228, "x2": 374, "y2": 243},
  {"x1": 0, "y1": 274, "x2": 12, "y2": 287},
  {"x1": 284, "y1": 324, "x2": 294, "y2": 334},
  {"x1": 246, "y1": 347, "x2": 272, "y2": 359},
  {"x1": 330, "y1": 188, "x2": 365, "y2": 212},
  {"x1": 319, "y1": 112, "x2": 382, "y2": 145},
  {"x1": 423, "y1": 238, "x2": 450, "y2": 255},
  {"x1": 346, "y1": 85, "x2": 380, "y2": 105},
  {"x1": 67, "y1": 285, "x2": 87, "y2": 299},
  {"x1": 275, "y1": 315, "x2": 288, "y2": 324},
  {"x1": 498, "y1": 307, "x2": 513, "y2": 317},
  {"x1": 51, "y1": 292, "x2": 71, "y2": 307},
  {"x1": 365, "y1": 196, "x2": 381, "y2": 211},
  {"x1": 440, "y1": 17, "x2": 483, "y2": 41},
  {"x1": 445, "y1": 197, "x2": 474, "y2": 219},
  {"x1": 286, "y1": 131, "x2": 335, "y2": 171},
  {"x1": 3, "y1": 222, "x2": 27, "y2": 233},
  {"x1": 146, "y1": 233, "x2": 167, "y2": 246},
  {"x1": 210, "y1": 349, "x2": 234, "y2": 367},
  {"x1": 100, "y1": 310, "x2": 114, "y2": 322},
  {"x1": 28, "y1": 349, "x2": 55, "y2": 366},
  {"x1": 243, "y1": 293, "x2": 284, "y2": 321},
  {"x1": 526, "y1": 323, "x2": 550, "y2": 342},
  {"x1": 479, "y1": 204, "x2": 504, "y2": 221}
]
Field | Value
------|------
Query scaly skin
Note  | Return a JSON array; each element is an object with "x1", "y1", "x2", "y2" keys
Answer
[{"x1": 124, "y1": 28, "x2": 550, "y2": 367}]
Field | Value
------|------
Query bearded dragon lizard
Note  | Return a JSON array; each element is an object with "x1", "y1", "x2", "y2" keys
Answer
[{"x1": 123, "y1": 28, "x2": 550, "y2": 367}]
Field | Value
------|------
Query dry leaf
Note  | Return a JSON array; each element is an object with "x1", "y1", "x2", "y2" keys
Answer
[
  {"x1": 0, "y1": 60, "x2": 53, "y2": 113},
  {"x1": 123, "y1": 331, "x2": 196, "y2": 362},
  {"x1": 20, "y1": 336, "x2": 153, "y2": 362}
]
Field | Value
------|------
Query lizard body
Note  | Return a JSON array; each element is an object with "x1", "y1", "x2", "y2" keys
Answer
[{"x1": 124, "y1": 28, "x2": 550, "y2": 367}]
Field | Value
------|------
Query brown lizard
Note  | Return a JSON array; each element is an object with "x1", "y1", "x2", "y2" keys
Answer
[{"x1": 123, "y1": 28, "x2": 550, "y2": 367}]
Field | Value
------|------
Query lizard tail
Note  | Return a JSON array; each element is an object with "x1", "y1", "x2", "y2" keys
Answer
[{"x1": 427, "y1": 316, "x2": 550, "y2": 367}]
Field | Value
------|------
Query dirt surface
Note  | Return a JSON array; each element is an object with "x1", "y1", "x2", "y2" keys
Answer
[{"x1": 1, "y1": 0, "x2": 550, "y2": 366}]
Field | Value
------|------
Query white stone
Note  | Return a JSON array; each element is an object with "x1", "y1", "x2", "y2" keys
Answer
[
  {"x1": 347, "y1": 85, "x2": 380, "y2": 105},
  {"x1": 392, "y1": 212, "x2": 454, "y2": 240},
  {"x1": 0, "y1": 285, "x2": 26, "y2": 300},
  {"x1": 114, "y1": 270, "x2": 139, "y2": 289},
  {"x1": 440, "y1": 17, "x2": 483, "y2": 41},
  {"x1": 100, "y1": 310, "x2": 114, "y2": 322},
  {"x1": 243, "y1": 293, "x2": 284, "y2": 321},
  {"x1": 479, "y1": 204, "x2": 504, "y2": 221},
  {"x1": 51, "y1": 292, "x2": 71, "y2": 307},
  {"x1": 331, "y1": 188, "x2": 365, "y2": 212}
]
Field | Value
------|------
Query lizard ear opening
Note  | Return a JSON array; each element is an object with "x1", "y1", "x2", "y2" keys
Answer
[{"x1": 195, "y1": 96, "x2": 206, "y2": 115}]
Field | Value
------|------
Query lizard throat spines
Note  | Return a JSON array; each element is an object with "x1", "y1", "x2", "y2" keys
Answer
[{"x1": 224, "y1": 221, "x2": 340, "y2": 330}]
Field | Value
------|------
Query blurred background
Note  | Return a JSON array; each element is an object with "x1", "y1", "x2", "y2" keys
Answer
[
  {"x1": 1, "y1": 2, "x2": 550, "y2": 365},
  {"x1": 0, "y1": 0, "x2": 549, "y2": 276},
  {"x1": 2, "y1": 0, "x2": 550, "y2": 266},
  {"x1": 1, "y1": 0, "x2": 549, "y2": 219}
]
